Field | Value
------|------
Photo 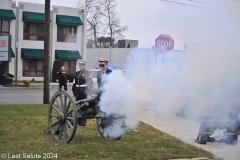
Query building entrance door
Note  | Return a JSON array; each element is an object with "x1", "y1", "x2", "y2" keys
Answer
[{"x1": 0, "y1": 62, "x2": 6, "y2": 85}]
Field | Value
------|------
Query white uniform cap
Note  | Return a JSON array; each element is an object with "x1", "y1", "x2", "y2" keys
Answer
[
  {"x1": 78, "y1": 60, "x2": 87, "y2": 65},
  {"x1": 98, "y1": 58, "x2": 108, "y2": 64}
]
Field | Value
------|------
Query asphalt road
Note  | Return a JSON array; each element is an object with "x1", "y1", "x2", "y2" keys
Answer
[{"x1": 0, "y1": 84, "x2": 74, "y2": 104}]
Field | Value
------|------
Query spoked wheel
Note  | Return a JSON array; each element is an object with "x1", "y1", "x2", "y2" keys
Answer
[
  {"x1": 96, "y1": 113, "x2": 127, "y2": 140},
  {"x1": 48, "y1": 91, "x2": 77, "y2": 143}
]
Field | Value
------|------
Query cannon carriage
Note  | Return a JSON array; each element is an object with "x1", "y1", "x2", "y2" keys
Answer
[{"x1": 47, "y1": 91, "x2": 127, "y2": 143}]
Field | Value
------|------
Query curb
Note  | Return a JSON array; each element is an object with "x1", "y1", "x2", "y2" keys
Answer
[{"x1": 0, "y1": 83, "x2": 73, "y2": 89}]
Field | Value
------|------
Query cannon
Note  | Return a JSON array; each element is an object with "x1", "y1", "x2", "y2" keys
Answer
[{"x1": 47, "y1": 91, "x2": 127, "y2": 143}]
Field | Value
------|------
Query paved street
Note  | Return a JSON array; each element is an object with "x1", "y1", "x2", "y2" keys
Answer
[{"x1": 0, "y1": 84, "x2": 73, "y2": 104}]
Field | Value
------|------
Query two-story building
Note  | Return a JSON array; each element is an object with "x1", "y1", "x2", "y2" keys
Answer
[{"x1": 0, "y1": 0, "x2": 86, "y2": 82}]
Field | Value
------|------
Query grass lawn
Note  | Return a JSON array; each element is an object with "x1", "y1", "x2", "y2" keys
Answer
[{"x1": 0, "y1": 104, "x2": 213, "y2": 159}]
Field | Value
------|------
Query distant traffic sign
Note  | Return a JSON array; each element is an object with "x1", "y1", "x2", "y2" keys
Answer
[{"x1": 155, "y1": 34, "x2": 174, "y2": 53}]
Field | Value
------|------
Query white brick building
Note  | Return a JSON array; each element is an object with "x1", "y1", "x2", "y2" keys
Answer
[{"x1": 0, "y1": 0, "x2": 87, "y2": 82}]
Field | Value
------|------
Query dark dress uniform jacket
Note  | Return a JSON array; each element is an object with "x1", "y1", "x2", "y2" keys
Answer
[
  {"x1": 57, "y1": 70, "x2": 68, "y2": 82},
  {"x1": 72, "y1": 70, "x2": 91, "y2": 100}
]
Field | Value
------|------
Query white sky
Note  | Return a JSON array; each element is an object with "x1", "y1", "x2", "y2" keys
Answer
[{"x1": 13, "y1": 0, "x2": 240, "y2": 49}]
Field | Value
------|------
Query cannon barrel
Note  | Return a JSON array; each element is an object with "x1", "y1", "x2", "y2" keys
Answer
[
  {"x1": 76, "y1": 95, "x2": 100, "y2": 117},
  {"x1": 76, "y1": 96, "x2": 97, "y2": 105}
]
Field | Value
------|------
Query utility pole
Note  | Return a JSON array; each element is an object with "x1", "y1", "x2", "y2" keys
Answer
[{"x1": 43, "y1": 0, "x2": 50, "y2": 104}]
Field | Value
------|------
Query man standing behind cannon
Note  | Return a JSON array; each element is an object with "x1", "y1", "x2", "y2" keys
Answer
[
  {"x1": 56, "y1": 65, "x2": 69, "y2": 91},
  {"x1": 97, "y1": 58, "x2": 112, "y2": 89},
  {"x1": 72, "y1": 61, "x2": 92, "y2": 100},
  {"x1": 72, "y1": 61, "x2": 92, "y2": 126}
]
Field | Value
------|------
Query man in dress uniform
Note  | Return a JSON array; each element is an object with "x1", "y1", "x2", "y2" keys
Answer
[
  {"x1": 72, "y1": 61, "x2": 92, "y2": 126},
  {"x1": 56, "y1": 65, "x2": 69, "y2": 91},
  {"x1": 96, "y1": 58, "x2": 112, "y2": 130},
  {"x1": 72, "y1": 61, "x2": 92, "y2": 100},
  {"x1": 96, "y1": 58, "x2": 112, "y2": 89}
]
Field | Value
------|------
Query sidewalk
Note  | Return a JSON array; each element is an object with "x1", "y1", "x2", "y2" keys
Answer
[
  {"x1": 20, "y1": 82, "x2": 73, "y2": 86},
  {"x1": 0, "y1": 82, "x2": 73, "y2": 88},
  {"x1": 132, "y1": 111, "x2": 240, "y2": 160}
]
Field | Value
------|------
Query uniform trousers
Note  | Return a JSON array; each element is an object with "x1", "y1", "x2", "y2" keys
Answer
[{"x1": 59, "y1": 81, "x2": 67, "y2": 91}]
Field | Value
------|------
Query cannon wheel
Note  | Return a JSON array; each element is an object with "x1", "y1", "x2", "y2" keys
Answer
[
  {"x1": 96, "y1": 114, "x2": 127, "y2": 140},
  {"x1": 48, "y1": 91, "x2": 77, "y2": 143}
]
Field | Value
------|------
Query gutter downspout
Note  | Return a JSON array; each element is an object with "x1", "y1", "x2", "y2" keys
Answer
[{"x1": 15, "y1": 6, "x2": 19, "y2": 84}]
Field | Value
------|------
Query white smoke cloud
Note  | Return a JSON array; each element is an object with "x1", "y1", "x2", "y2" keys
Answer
[
  {"x1": 98, "y1": 31, "x2": 240, "y2": 131},
  {"x1": 98, "y1": 41, "x2": 240, "y2": 155},
  {"x1": 98, "y1": 3, "x2": 240, "y2": 156}
]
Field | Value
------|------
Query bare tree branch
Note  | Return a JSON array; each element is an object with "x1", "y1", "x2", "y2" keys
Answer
[
  {"x1": 76, "y1": 0, "x2": 128, "y2": 48},
  {"x1": 76, "y1": 0, "x2": 103, "y2": 47},
  {"x1": 101, "y1": 0, "x2": 128, "y2": 47}
]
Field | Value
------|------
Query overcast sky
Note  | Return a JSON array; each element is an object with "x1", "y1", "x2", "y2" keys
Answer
[{"x1": 14, "y1": 0, "x2": 240, "y2": 49}]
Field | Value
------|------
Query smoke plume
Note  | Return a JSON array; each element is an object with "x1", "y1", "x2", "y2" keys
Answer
[{"x1": 99, "y1": 1, "x2": 240, "y2": 131}]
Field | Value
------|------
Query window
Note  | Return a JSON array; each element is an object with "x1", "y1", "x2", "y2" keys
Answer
[
  {"x1": 0, "y1": 20, "x2": 10, "y2": 35},
  {"x1": 23, "y1": 22, "x2": 44, "y2": 41},
  {"x1": 63, "y1": 60, "x2": 76, "y2": 74},
  {"x1": 22, "y1": 59, "x2": 43, "y2": 77},
  {"x1": 57, "y1": 25, "x2": 77, "y2": 43}
]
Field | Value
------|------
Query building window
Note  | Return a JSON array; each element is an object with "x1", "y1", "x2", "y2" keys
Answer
[
  {"x1": 0, "y1": 20, "x2": 10, "y2": 35},
  {"x1": 22, "y1": 59, "x2": 43, "y2": 77},
  {"x1": 57, "y1": 25, "x2": 77, "y2": 43},
  {"x1": 23, "y1": 22, "x2": 44, "y2": 41},
  {"x1": 63, "y1": 60, "x2": 76, "y2": 74}
]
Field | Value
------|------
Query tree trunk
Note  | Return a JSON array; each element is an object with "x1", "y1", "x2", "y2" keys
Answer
[
  {"x1": 94, "y1": 27, "x2": 97, "y2": 47},
  {"x1": 43, "y1": 0, "x2": 50, "y2": 104}
]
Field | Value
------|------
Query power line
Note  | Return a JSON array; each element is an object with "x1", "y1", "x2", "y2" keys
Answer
[
  {"x1": 187, "y1": 0, "x2": 223, "y2": 7},
  {"x1": 187, "y1": 0, "x2": 240, "y2": 12},
  {"x1": 230, "y1": 0, "x2": 240, "y2": 2},
  {"x1": 160, "y1": 0, "x2": 207, "y2": 9},
  {"x1": 160, "y1": 0, "x2": 240, "y2": 15}
]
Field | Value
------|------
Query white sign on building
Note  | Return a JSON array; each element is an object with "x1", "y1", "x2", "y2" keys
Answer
[{"x1": 0, "y1": 35, "x2": 11, "y2": 62}]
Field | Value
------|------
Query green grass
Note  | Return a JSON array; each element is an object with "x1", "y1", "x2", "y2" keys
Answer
[{"x1": 0, "y1": 104, "x2": 213, "y2": 160}]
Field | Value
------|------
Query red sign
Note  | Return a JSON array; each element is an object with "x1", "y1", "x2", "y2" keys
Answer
[
  {"x1": 0, "y1": 40, "x2": 7, "y2": 47},
  {"x1": 155, "y1": 34, "x2": 174, "y2": 53},
  {"x1": 0, "y1": 35, "x2": 11, "y2": 62}
]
